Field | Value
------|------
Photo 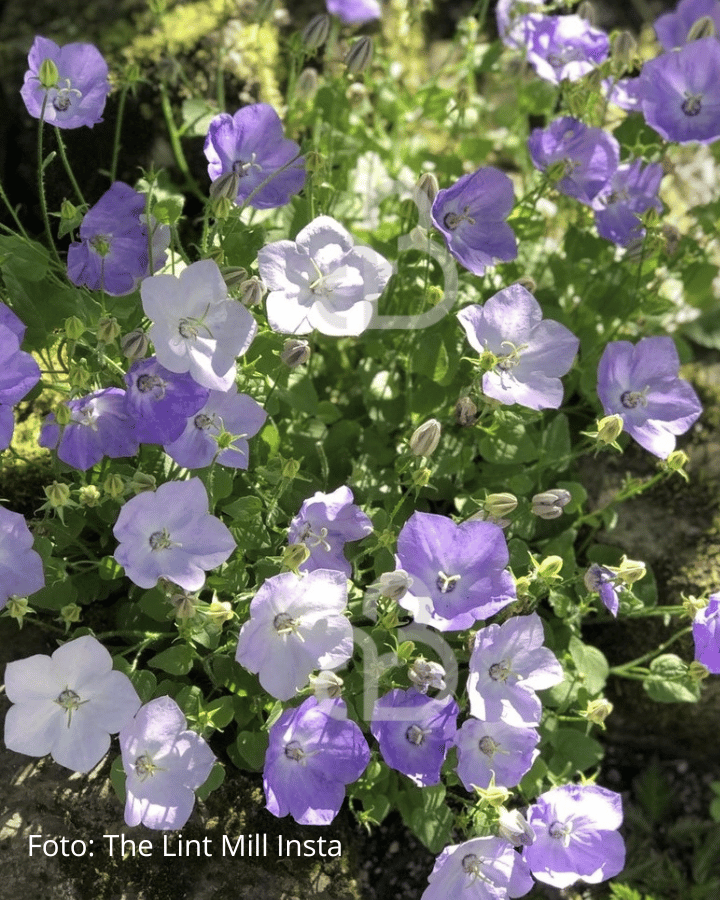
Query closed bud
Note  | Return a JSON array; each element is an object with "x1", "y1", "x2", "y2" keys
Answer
[
  {"x1": 59, "y1": 603, "x2": 82, "y2": 628},
  {"x1": 206, "y1": 598, "x2": 234, "y2": 624},
  {"x1": 97, "y1": 315, "x2": 121, "y2": 344},
  {"x1": 39, "y1": 58, "x2": 59, "y2": 89},
  {"x1": 309, "y1": 670, "x2": 344, "y2": 700},
  {"x1": 610, "y1": 30, "x2": 637, "y2": 71},
  {"x1": 576, "y1": 1, "x2": 596, "y2": 25},
  {"x1": 220, "y1": 265, "x2": 248, "y2": 288},
  {"x1": 684, "y1": 595, "x2": 706, "y2": 618},
  {"x1": 130, "y1": 471, "x2": 156, "y2": 493},
  {"x1": 69, "y1": 359, "x2": 91, "y2": 389},
  {"x1": 282, "y1": 457, "x2": 302, "y2": 479},
  {"x1": 689, "y1": 660, "x2": 710, "y2": 681},
  {"x1": 211, "y1": 196, "x2": 233, "y2": 220},
  {"x1": 410, "y1": 418, "x2": 442, "y2": 457},
  {"x1": 239, "y1": 276, "x2": 265, "y2": 307},
  {"x1": 531, "y1": 488, "x2": 572, "y2": 519},
  {"x1": 296, "y1": 67, "x2": 319, "y2": 100},
  {"x1": 484, "y1": 492, "x2": 518, "y2": 519},
  {"x1": 408, "y1": 658, "x2": 446, "y2": 693},
  {"x1": 44, "y1": 481, "x2": 72, "y2": 508},
  {"x1": 597, "y1": 414, "x2": 624, "y2": 444},
  {"x1": 454, "y1": 396, "x2": 478, "y2": 427},
  {"x1": 282, "y1": 542, "x2": 311, "y2": 574},
  {"x1": 302, "y1": 13, "x2": 331, "y2": 50},
  {"x1": 6, "y1": 596, "x2": 33, "y2": 626},
  {"x1": 497, "y1": 809, "x2": 536, "y2": 847},
  {"x1": 414, "y1": 172, "x2": 439, "y2": 221},
  {"x1": 617, "y1": 555, "x2": 646, "y2": 584},
  {"x1": 582, "y1": 698, "x2": 613, "y2": 725},
  {"x1": 209, "y1": 171, "x2": 240, "y2": 202},
  {"x1": 344, "y1": 36, "x2": 374, "y2": 74},
  {"x1": 377, "y1": 569, "x2": 413, "y2": 602},
  {"x1": 78, "y1": 485, "x2": 101, "y2": 507},
  {"x1": 687, "y1": 15, "x2": 716, "y2": 41},
  {"x1": 54, "y1": 402, "x2": 72, "y2": 427},
  {"x1": 515, "y1": 275, "x2": 537, "y2": 293},
  {"x1": 537, "y1": 555, "x2": 564, "y2": 580},
  {"x1": 168, "y1": 591, "x2": 198, "y2": 620},
  {"x1": 60, "y1": 199, "x2": 78, "y2": 221},
  {"x1": 120, "y1": 328, "x2": 149, "y2": 361},
  {"x1": 281, "y1": 338, "x2": 311, "y2": 368},
  {"x1": 64, "y1": 315, "x2": 85, "y2": 340},
  {"x1": 476, "y1": 784, "x2": 510, "y2": 807},
  {"x1": 103, "y1": 473, "x2": 126, "y2": 499}
]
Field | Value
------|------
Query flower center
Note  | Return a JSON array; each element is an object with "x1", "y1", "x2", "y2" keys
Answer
[
  {"x1": 134, "y1": 752, "x2": 162, "y2": 781},
  {"x1": 489, "y1": 659, "x2": 512, "y2": 682},
  {"x1": 273, "y1": 611, "x2": 300, "y2": 635},
  {"x1": 478, "y1": 735, "x2": 499, "y2": 757},
  {"x1": 90, "y1": 234, "x2": 112, "y2": 257},
  {"x1": 405, "y1": 724, "x2": 430, "y2": 745},
  {"x1": 194, "y1": 413, "x2": 214, "y2": 431},
  {"x1": 436, "y1": 570, "x2": 460, "y2": 593},
  {"x1": 178, "y1": 304, "x2": 213, "y2": 341},
  {"x1": 298, "y1": 522, "x2": 332, "y2": 552},
  {"x1": 443, "y1": 205, "x2": 476, "y2": 230},
  {"x1": 71, "y1": 403, "x2": 100, "y2": 430},
  {"x1": 284, "y1": 739, "x2": 319, "y2": 764},
  {"x1": 232, "y1": 152, "x2": 262, "y2": 176},
  {"x1": 549, "y1": 819, "x2": 573, "y2": 846},
  {"x1": 620, "y1": 387, "x2": 649, "y2": 409},
  {"x1": 136, "y1": 373, "x2": 167, "y2": 399},
  {"x1": 461, "y1": 854, "x2": 492, "y2": 884},
  {"x1": 149, "y1": 528, "x2": 178, "y2": 551},
  {"x1": 547, "y1": 47, "x2": 584, "y2": 68},
  {"x1": 495, "y1": 340, "x2": 527, "y2": 373},
  {"x1": 54, "y1": 687, "x2": 87, "y2": 725},
  {"x1": 50, "y1": 79, "x2": 82, "y2": 112},
  {"x1": 681, "y1": 93, "x2": 703, "y2": 117}
]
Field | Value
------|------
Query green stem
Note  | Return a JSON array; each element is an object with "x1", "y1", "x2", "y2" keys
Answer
[
  {"x1": 54, "y1": 127, "x2": 85, "y2": 205},
  {"x1": 0, "y1": 178, "x2": 31, "y2": 239},
  {"x1": 109, "y1": 84, "x2": 129, "y2": 184},
  {"x1": 159, "y1": 82, "x2": 204, "y2": 201},
  {"x1": 609, "y1": 625, "x2": 692, "y2": 676},
  {"x1": 38, "y1": 96, "x2": 62, "y2": 266}
]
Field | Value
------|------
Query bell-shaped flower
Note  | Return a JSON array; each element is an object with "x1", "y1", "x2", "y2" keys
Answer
[
  {"x1": 422, "y1": 836, "x2": 533, "y2": 900},
  {"x1": 0, "y1": 505, "x2": 45, "y2": 611},
  {"x1": 592, "y1": 159, "x2": 664, "y2": 247},
  {"x1": 654, "y1": 0, "x2": 720, "y2": 49},
  {"x1": 0, "y1": 322, "x2": 42, "y2": 450},
  {"x1": 524, "y1": 14, "x2": 609, "y2": 84},
  {"x1": 692, "y1": 593, "x2": 720, "y2": 673},
  {"x1": 454, "y1": 718, "x2": 540, "y2": 791}
]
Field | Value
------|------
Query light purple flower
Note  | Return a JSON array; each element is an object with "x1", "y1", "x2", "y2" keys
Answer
[
  {"x1": 597, "y1": 337, "x2": 702, "y2": 458},
  {"x1": 458, "y1": 285, "x2": 579, "y2": 411},
  {"x1": 258, "y1": 216, "x2": 393, "y2": 336},
  {"x1": 143, "y1": 259, "x2": 257, "y2": 391},
  {"x1": 603, "y1": 76, "x2": 644, "y2": 113},
  {"x1": 113, "y1": 477, "x2": 236, "y2": 590},
  {"x1": 371, "y1": 688, "x2": 458, "y2": 787},
  {"x1": 0, "y1": 322, "x2": 41, "y2": 450},
  {"x1": 204, "y1": 104, "x2": 305, "y2": 209},
  {"x1": 431, "y1": 167, "x2": 517, "y2": 276},
  {"x1": 592, "y1": 159, "x2": 664, "y2": 246},
  {"x1": 164, "y1": 384, "x2": 267, "y2": 469},
  {"x1": 236, "y1": 569, "x2": 353, "y2": 701},
  {"x1": 263, "y1": 696, "x2": 370, "y2": 825},
  {"x1": 395, "y1": 511, "x2": 516, "y2": 632},
  {"x1": 454, "y1": 718, "x2": 539, "y2": 791},
  {"x1": 422, "y1": 836, "x2": 533, "y2": 900},
  {"x1": 120, "y1": 695, "x2": 216, "y2": 830},
  {"x1": 67, "y1": 182, "x2": 170, "y2": 296},
  {"x1": 467, "y1": 613, "x2": 563, "y2": 725},
  {"x1": 637, "y1": 38, "x2": 720, "y2": 144},
  {"x1": 326, "y1": 0, "x2": 381, "y2": 24},
  {"x1": 692, "y1": 593, "x2": 720, "y2": 672},
  {"x1": 0, "y1": 301, "x2": 29, "y2": 342},
  {"x1": 496, "y1": 1, "x2": 544, "y2": 49},
  {"x1": 523, "y1": 784, "x2": 625, "y2": 888},
  {"x1": 4, "y1": 635, "x2": 141, "y2": 772},
  {"x1": 20, "y1": 36, "x2": 110, "y2": 129},
  {"x1": 584, "y1": 563, "x2": 622, "y2": 617},
  {"x1": 0, "y1": 505, "x2": 44, "y2": 611},
  {"x1": 654, "y1": 0, "x2": 720, "y2": 49},
  {"x1": 39, "y1": 387, "x2": 139, "y2": 470},
  {"x1": 287, "y1": 485, "x2": 373, "y2": 576},
  {"x1": 528, "y1": 117, "x2": 620, "y2": 205},
  {"x1": 124, "y1": 356, "x2": 209, "y2": 445},
  {"x1": 524, "y1": 14, "x2": 609, "y2": 84}
]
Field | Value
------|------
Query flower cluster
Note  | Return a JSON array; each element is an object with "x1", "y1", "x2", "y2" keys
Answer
[{"x1": 0, "y1": 303, "x2": 42, "y2": 450}]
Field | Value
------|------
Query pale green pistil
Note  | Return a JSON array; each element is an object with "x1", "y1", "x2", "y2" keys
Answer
[
  {"x1": 549, "y1": 820, "x2": 573, "y2": 847},
  {"x1": 273, "y1": 611, "x2": 300, "y2": 635},
  {"x1": 50, "y1": 79, "x2": 82, "y2": 112},
  {"x1": 443, "y1": 205, "x2": 476, "y2": 230},
  {"x1": 149, "y1": 528, "x2": 178, "y2": 551},
  {"x1": 134, "y1": 752, "x2": 163, "y2": 781},
  {"x1": 55, "y1": 687, "x2": 88, "y2": 726},
  {"x1": 620, "y1": 387, "x2": 649, "y2": 409},
  {"x1": 90, "y1": 235, "x2": 112, "y2": 257},
  {"x1": 232, "y1": 152, "x2": 262, "y2": 176},
  {"x1": 436, "y1": 571, "x2": 460, "y2": 593},
  {"x1": 178, "y1": 304, "x2": 213, "y2": 341}
]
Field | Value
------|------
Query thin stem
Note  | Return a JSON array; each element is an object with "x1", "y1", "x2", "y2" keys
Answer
[
  {"x1": 159, "y1": 82, "x2": 204, "y2": 201},
  {"x1": 610, "y1": 626, "x2": 692, "y2": 676},
  {"x1": 0, "y1": 178, "x2": 31, "y2": 239},
  {"x1": 37, "y1": 96, "x2": 62, "y2": 266},
  {"x1": 110, "y1": 84, "x2": 129, "y2": 184},
  {"x1": 54, "y1": 127, "x2": 85, "y2": 205}
]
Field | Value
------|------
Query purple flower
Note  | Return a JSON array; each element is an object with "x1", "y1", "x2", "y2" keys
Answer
[
  {"x1": 67, "y1": 182, "x2": 170, "y2": 296},
  {"x1": 164, "y1": 384, "x2": 267, "y2": 469},
  {"x1": 422, "y1": 836, "x2": 533, "y2": 900},
  {"x1": 326, "y1": 0, "x2": 381, "y2": 24},
  {"x1": 0, "y1": 322, "x2": 42, "y2": 450},
  {"x1": 20, "y1": 36, "x2": 110, "y2": 129},
  {"x1": 39, "y1": 387, "x2": 139, "y2": 470},
  {"x1": 528, "y1": 117, "x2": 620, "y2": 205},
  {"x1": 124, "y1": 356, "x2": 209, "y2": 445},
  {"x1": 523, "y1": 784, "x2": 625, "y2": 888},
  {"x1": 584, "y1": 563, "x2": 622, "y2": 616},
  {"x1": 603, "y1": 76, "x2": 644, "y2": 113},
  {"x1": 0, "y1": 302, "x2": 29, "y2": 342},
  {"x1": 637, "y1": 38, "x2": 720, "y2": 144},
  {"x1": 654, "y1": 0, "x2": 720, "y2": 49},
  {"x1": 454, "y1": 718, "x2": 539, "y2": 791},
  {"x1": 258, "y1": 216, "x2": 393, "y2": 336},
  {"x1": 496, "y1": 1, "x2": 544, "y2": 49},
  {"x1": 467, "y1": 614, "x2": 563, "y2": 725},
  {"x1": 597, "y1": 337, "x2": 702, "y2": 458},
  {"x1": 235, "y1": 569, "x2": 353, "y2": 701},
  {"x1": 4, "y1": 635, "x2": 140, "y2": 772},
  {"x1": 263, "y1": 697, "x2": 370, "y2": 825},
  {"x1": 143, "y1": 259, "x2": 257, "y2": 391},
  {"x1": 395, "y1": 511, "x2": 516, "y2": 632},
  {"x1": 524, "y1": 14, "x2": 609, "y2": 84},
  {"x1": 204, "y1": 104, "x2": 305, "y2": 209},
  {"x1": 592, "y1": 159, "x2": 664, "y2": 246},
  {"x1": 457, "y1": 285, "x2": 579, "y2": 411},
  {"x1": 431, "y1": 167, "x2": 517, "y2": 276},
  {"x1": 287, "y1": 485, "x2": 373, "y2": 576},
  {"x1": 113, "y1": 477, "x2": 236, "y2": 590},
  {"x1": 371, "y1": 688, "x2": 458, "y2": 787},
  {"x1": 692, "y1": 593, "x2": 720, "y2": 672},
  {"x1": 119, "y1": 695, "x2": 216, "y2": 829},
  {"x1": 0, "y1": 505, "x2": 44, "y2": 611}
]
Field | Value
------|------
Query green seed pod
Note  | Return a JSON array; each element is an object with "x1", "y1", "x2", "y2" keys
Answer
[
  {"x1": 64, "y1": 315, "x2": 85, "y2": 341},
  {"x1": 97, "y1": 315, "x2": 121, "y2": 344}
]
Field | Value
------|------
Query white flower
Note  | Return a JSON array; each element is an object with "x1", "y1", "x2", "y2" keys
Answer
[
  {"x1": 258, "y1": 215, "x2": 393, "y2": 336},
  {"x1": 142, "y1": 258, "x2": 257, "y2": 390}
]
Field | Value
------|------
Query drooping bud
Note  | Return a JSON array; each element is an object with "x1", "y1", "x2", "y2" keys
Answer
[
  {"x1": 302, "y1": 13, "x2": 331, "y2": 51},
  {"x1": 239, "y1": 276, "x2": 265, "y2": 308},
  {"x1": 414, "y1": 172, "x2": 439, "y2": 223},
  {"x1": 597, "y1": 414, "x2": 624, "y2": 445},
  {"x1": 410, "y1": 418, "x2": 441, "y2": 457},
  {"x1": 497, "y1": 809, "x2": 536, "y2": 847},
  {"x1": 120, "y1": 329, "x2": 149, "y2": 361},
  {"x1": 344, "y1": 36, "x2": 374, "y2": 74},
  {"x1": 296, "y1": 67, "x2": 319, "y2": 101},
  {"x1": 220, "y1": 266, "x2": 248, "y2": 289},
  {"x1": 408, "y1": 658, "x2": 446, "y2": 693},
  {"x1": 687, "y1": 15, "x2": 716, "y2": 41},
  {"x1": 484, "y1": 493, "x2": 518, "y2": 519},
  {"x1": 281, "y1": 338, "x2": 311, "y2": 368},
  {"x1": 38, "y1": 58, "x2": 59, "y2": 89},
  {"x1": 531, "y1": 488, "x2": 572, "y2": 519},
  {"x1": 376, "y1": 569, "x2": 413, "y2": 602},
  {"x1": 97, "y1": 315, "x2": 121, "y2": 344},
  {"x1": 64, "y1": 315, "x2": 85, "y2": 341},
  {"x1": 309, "y1": 670, "x2": 344, "y2": 700},
  {"x1": 454, "y1": 396, "x2": 478, "y2": 427}
]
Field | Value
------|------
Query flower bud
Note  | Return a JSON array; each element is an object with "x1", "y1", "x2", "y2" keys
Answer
[
  {"x1": 302, "y1": 13, "x2": 331, "y2": 50},
  {"x1": 610, "y1": 30, "x2": 637, "y2": 71},
  {"x1": 120, "y1": 329, "x2": 149, "y2": 361},
  {"x1": 69, "y1": 359, "x2": 91, "y2": 389},
  {"x1": 576, "y1": 1, "x2": 596, "y2": 25},
  {"x1": 281, "y1": 338, "x2": 311, "y2": 368},
  {"x1": 130, "y1": 472, "x2": 156, "y2": 494},
  {"x1": 414, "y1": 172, "x2": 439, "y2": 222},
  {"x1": 54, "y1": 402, "x2": 72, "y2": 427},
  {"x1": 282, "y1": 458, "x2": 302, "y2": 479},
  {"x1": 685, "y1": 595, "x2": 706, "y2": 618},
  {"x1": 97, "y1": 315, "x2": 121, "y2": 344},
  {"x1": 168, "y1": 591, "x2": 198, "y2": 620},
  {"x1": 78, "y1": 485, "x2": 101, "y2": 507},
  {"x1": 582, "y1": 698, "x2": 613, "y2": 725},
  {"x1": 344, "y1": 36, "x2": 374, "y2": 74},
  {"x1": 103, "y1": 473, "x2": 126, "y2": 499},
  {"x1": 408, "y1": 658, "x2": 446, "y2": 693},
  {"x1": 688, "y1": 15, "x2": 716, "y2": 41},
  {"x1": 377, "y1": 569, "x2": 413, "y2": 602},
  {"x1": 220, "y1": 266, "x2": 248, "y2": 288},
  {"x1": 476, "y1": 784, "x2": 510, "y2": 807},
  {"x1": 309, "y1": 670, "x2": 344, "y2": 700},
  {"x1": 597, "y1": 414, "x2": 624, "y2": 444},
  {"x1": 44, "y1": 481, "x2": 72, "y2": 509},
  {"x1": 666, "y1": 449, "x2": 689, "y2": 473},
  {"x1": 59, "y1": 603, "x2": 82, "y2": 628},
  {"x1": 296, "y1": 67, "x2": 319, "y2": 101},
  {"x1": 497, "y1": 809, "x2": 535, "y2": 847},
  {"x1": 411, "y1": 467, "x2": 432, "y2": 487},
  {"x1": 209, "y1": 171, "x2": 240, "y2": 202},
  {"x1": 206, "y1": 598, "x2": 234, "y2": 624},
  {"x1": 515, "y1": 275, "x2": 537, "y2": 294},
  {"x1": 211, "y1": 196, "x2": 233, "y2": 220},
  {"x1": 484, "y1": 493, "x2": 518, "y2": 519},
  {"x1": 410, "y1": 419, "x2": 441, "y2": 457},
  {"x1": 282, "y1": 542, "x2": 311, "y2": 574},
  {"x1": 6, "y1": 596, "x2": 33, "y2": 627},
  {"x1": 39, "y1": 58, "x2": 59, "y2": 89},
  {"x1": 64, "y1": 315, "x2": 85, "y2": 341},
  {"x1": 617, "y1": 555, "x2": 646, "y2": 585},
  {"x1": 531, "y1": 488, "x2": 572, "y2": 519},
  {"x1": 537, "y1": 555, "x2": 564, "y2": 580},
  {"x1": 688, "y1": 660, "x2": 710, "y2": 681},
  {"x1": 239, "y1": 276, "x2": 265, "y2": 308}
]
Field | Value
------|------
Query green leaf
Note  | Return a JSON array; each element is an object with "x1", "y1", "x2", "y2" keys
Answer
[
  {"x1": 126, "y1": 669, "x2": 157, "y2": 702},
  {"x1": 549, "y1": 727, "x2": 604, "y2": 773},
  {"x1": 229, "y1": 731, "x2": 268, "y2": 771},
  {"x1": 540, "y1": 414, "x2": 571, "y2": 470},
  {"x1": 98, "y1": 555, "x2": 124, "y2": 581},
  {"x1": 569, "y1": 635, "x2": 609, "y2": 695},
  {"x1": 109, "y1": 755, "x2": 126, "y2": 803},
  {"x1": 148, "y1": 643, "x2": 195, "y2": 675},
  {"x1": 195, "y1": 761, "x2": 226, "y2": 801},
  {"x1": 396, "y1": 782, "x2": 453, "y2": 854},
  {"x1": 644, "y1": 653, "x2": 701, "y2": 703},
  {"x1": 0, "y1": 235, "x2": 50, "y2": 281},
  {"x1": 479, "y1": 417, "x2": 540, "y2": 464}
]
